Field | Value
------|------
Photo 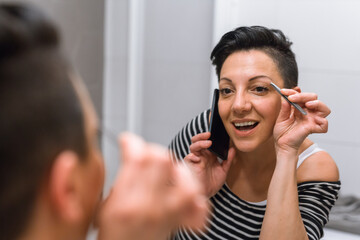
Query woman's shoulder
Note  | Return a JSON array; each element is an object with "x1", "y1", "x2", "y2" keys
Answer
[{"x1": 296, "y1": 138, "x2": 340, "y2": 183}]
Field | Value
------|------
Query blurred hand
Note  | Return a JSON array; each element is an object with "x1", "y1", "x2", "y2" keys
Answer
[
  {"x1": 97, "y1": 132, "x2": 208, "y2": 240},
  {"x1": 273, "y1": 89, "x2": 331, "y2": 153},
  {"x1": 184, "y1": 132, "x2": 235, "y2": 198}
]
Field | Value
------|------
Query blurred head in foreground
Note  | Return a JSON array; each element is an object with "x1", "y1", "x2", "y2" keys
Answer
[{"x1": 0, "y1": 3, "x2": 104, "y2": 239}]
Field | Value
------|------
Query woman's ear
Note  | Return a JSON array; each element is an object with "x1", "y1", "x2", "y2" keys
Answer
[
  {"x1": 293, "y1": 86, "x2": 301, "y2": 93},
  {"x1": 47, "y1": 151, "x2": 84, "y2": 223}
]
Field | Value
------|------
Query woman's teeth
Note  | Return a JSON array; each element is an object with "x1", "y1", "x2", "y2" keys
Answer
[{"x1": 234, "y1": 121, "x2": 258, "y2": 130}]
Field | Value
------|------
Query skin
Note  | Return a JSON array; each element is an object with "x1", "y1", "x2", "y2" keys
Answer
[{"x1": 185, "y1": 50, "x2": 339, "y2": 239}]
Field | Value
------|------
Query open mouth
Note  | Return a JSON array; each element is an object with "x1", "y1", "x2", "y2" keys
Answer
[{"x1": 233, "y1": 121, "x2": 259, "y2": 131}]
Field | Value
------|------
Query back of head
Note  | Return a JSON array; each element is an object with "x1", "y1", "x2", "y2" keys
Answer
[
  {"x1": 0, "y1": 3, "x2": 87, "y2": 239},
  {"x1": 210, "y1": 26, "x2": 298, "y2": 88}
]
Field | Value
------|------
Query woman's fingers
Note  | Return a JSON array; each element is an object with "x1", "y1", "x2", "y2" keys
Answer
[
  {"x1": 276, "y1": 97, "x2": 294, "y2": 123},
  {"x1": 191, "y1": 132, "x2": 211, "y2": 143},
  {"x1": 312, "y1": 116, "x2": 329, "y2": 133},
  {"x1": 287, "y1": 92, "x2": 318, "y2": 103},
  {"x1": 184, "y1": 153, "x2": 201, "y2": 163},
  {"x1": 189, "y1": 132, "x2": 212, "y2": 153},
  {"x1": 305, "y1": 100, "x2": 331, "y2": 117},
  {"x1": 281, "y1": 90, "x2": 331, "y2": 118},
  {"x1": 221, "y1": 147, "x2": 236, "y2": 174},
  {"x1": 119, "y1": 132, "x2": 146, "y2": 164},
  {"x1": 189, "y1": 139, "x2": 212, "y2": 153},
  {"x1": 281, "y1": 89, "x2": 318, "y2": 103},
  {"x1": 166, "y1": 165, "x2": 208, "y2": 229}
]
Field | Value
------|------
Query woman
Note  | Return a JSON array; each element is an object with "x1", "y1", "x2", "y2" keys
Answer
[{"x1": 169, "y1": 26, "x2": 340, "y2": 240}]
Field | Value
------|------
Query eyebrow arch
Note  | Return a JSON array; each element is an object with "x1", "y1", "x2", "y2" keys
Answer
[
  {"x1": 219, "y1": 75, "x2": 273, "y2": 83},
  {"x1": 249, "y1": 75, "x2": 273, "y2": 82},
  {"x1": 219, "y1": 77, "x2": 232, "y2": 83}
]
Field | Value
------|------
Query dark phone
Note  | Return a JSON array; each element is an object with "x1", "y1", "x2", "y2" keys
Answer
[{"x1": 208, "y1": 89, "x2": 230, "y2": 160}]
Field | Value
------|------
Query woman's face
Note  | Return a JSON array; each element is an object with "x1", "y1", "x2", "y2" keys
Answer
[{"x1": 218, "y1": 50, "x2": 285, "y2": 152}]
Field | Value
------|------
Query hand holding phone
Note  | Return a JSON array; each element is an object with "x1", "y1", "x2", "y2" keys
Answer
[{"x1": 208, "y1": 89, "x2": 230, "y2": 160}]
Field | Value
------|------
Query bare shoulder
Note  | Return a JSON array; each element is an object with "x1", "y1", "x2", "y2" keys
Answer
[{"x1": 297, "y1": 150, "x2": 340, "y2": 183}]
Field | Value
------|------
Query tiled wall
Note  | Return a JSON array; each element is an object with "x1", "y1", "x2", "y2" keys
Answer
[{"x1": 214, "y1": 0, "x2": 360, "y2": 197}]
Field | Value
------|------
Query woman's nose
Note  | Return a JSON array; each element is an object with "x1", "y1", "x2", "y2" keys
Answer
[{"x1": 231, "y1": 91, "x2": 252, "y2": 114}]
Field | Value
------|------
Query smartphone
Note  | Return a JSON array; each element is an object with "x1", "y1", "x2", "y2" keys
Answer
[{"x1": 208, "y1": 89, "x2": 230, "y2": 160}]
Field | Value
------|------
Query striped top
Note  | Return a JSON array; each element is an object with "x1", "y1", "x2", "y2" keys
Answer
[{"x1": 169, "y1": 109, "x2": 341, "y2": 240}]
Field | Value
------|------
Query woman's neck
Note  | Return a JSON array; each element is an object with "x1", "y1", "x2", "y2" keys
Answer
[
  {"x1": 233, "y1": 138, "x2": 276, "y2": 170},
  {"x1": 226, "y1": 138, "x2": 277, "y2": 202}
]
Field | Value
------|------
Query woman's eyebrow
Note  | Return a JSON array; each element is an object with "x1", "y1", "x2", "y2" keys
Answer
[
  {"x1": 219, "y1": 77, "x2": 232, "y2": 82},
  {"x1": 219, "y1": 75, "x2": 273, "y2": 83},
  {"x1": 249, "y1": 75, "x2": 273, "y2": 82}
]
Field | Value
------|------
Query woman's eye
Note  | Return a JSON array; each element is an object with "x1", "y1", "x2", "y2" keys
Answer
[
  {"x1": 253, "y1": 86, "x2": 269, "y2": 93},
  {"x1": 219, "y1": 88, "x2": 232, "y2": 95}
]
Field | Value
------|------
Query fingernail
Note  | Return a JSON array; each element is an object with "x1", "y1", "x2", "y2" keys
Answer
[
  {"x1": 288, "y1": 95, "x2": 295, "y2": 101},
  {"x1": 306, "y1": 100, "x2": 316, "y2": 106}
]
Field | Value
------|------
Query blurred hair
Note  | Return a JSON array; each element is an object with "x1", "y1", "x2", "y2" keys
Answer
[
  {"x1": 0, "y1": 3, "x2": 87, "y2": 239},
  {"x1": 210, "y1": 26, "x2": 298, "y2": 88}
]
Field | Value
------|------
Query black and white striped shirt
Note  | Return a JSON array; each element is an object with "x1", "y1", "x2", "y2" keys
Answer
[{"x1": 169, "y1": 110, "x2": 341, "y2": 240}]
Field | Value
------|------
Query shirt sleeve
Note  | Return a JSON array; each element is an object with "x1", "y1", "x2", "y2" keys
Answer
[
  {"x1": 168, "y1": 109, "x2": 210, "y2": 162},
  {"x1": 297, "y1": 181, "x2": 341, "y2": 240}
]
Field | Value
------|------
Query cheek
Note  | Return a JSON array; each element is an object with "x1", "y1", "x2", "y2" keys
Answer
[
  {"x1": 87, "y1": 153, "x2": 105, "y2": 215},
  {"x1": 85, "y1": 152, "x2": 105, "y2": 202},
  {"x1": 254, "y1": 97, "x2": 281, "y2": 122},
  {"x1": 78, "y1": 154, "x2": 105, "y2": 225},
  {"x1": 93, "y1": 153, "x2": 105, "y2": 193},
  {"x1": 218, "y1": 100, "x2": 231, "y2": 120}
]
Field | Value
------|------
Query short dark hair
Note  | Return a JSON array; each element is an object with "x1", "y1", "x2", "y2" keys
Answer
[
  {"x1": 0, "y1": 3, "x2": 87, "y2": 239},
  {"x1": 210, "y1": 26, "x2": 298, "y2": 88}
]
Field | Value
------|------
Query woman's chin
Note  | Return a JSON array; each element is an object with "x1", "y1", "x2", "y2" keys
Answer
[
  {"x1": 231, "y1": 136, "x2": 275, "y2": 154},
  {"x1": 233, "y1": 141, "x2": 258, "y2": 153}
]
